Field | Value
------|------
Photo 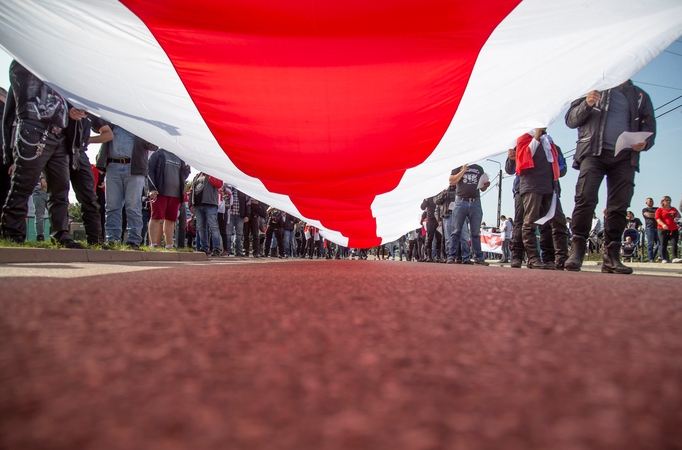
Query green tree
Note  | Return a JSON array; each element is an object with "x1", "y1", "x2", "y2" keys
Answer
[{"x1": 68, "y1": 203, "x2": 83, "y2": 223}]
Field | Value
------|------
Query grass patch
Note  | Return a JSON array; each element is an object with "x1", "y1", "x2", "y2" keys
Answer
[{"x1": 0, "y1": 238, "x2": 196, "y2": 252}]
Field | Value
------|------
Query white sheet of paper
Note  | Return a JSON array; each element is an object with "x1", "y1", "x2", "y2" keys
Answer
[
  {"x1": 534, "y1": 193, "x2": 558, "y2": 226},
  {"x1": 477, "y1": 173, "x2": 490, "y2": 189},
  {"x1": 614, "y1": 131, "x2": 653, "y2": 156}
]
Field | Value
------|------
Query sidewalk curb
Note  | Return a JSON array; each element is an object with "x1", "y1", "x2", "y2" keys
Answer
[{"x1": 0, "y1": 247, "x2": 207, "y2": 264}]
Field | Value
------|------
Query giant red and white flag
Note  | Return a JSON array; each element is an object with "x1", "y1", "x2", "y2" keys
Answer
[{"x1": 1, "y1": 1, "x2": 680, "y2": 247}]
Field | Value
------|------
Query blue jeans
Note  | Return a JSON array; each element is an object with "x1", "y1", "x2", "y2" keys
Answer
[
  {"x1": 225, "y1": 214, "x2": 244, "y2": 255},
  {"x1": 645, "y1": 227, "x2": 659, "y2": 261},
  {"x1": 104, "y1": 163, "x2": 145, "y2": 244},
  {"x1": 446, "y1": 213, "x2": 471, "y2": 261},
  {"x1": 195, "y1": 204, "x2": 220, "y2": 253},
  {"x1": 448, "y1": 198, "x2": 482, "y2": 262},
  {"x1": 283, "y1": 229, "x2": 297, "y2": 257},
  {"x1": 32, "y1": 192, "x2": 48, "y2": 238}
]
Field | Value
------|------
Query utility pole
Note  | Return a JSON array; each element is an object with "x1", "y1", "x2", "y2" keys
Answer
[{"x1": 486, "y1": 159, "x2": 503, "y2": 228}]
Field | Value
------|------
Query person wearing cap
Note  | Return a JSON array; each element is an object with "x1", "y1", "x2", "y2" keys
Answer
[{"x1": 1, "y1": 61, "x2": 84, "y2": 247}]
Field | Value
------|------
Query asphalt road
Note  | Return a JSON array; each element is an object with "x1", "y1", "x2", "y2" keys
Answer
[{"x1": 1, "y1": 259, "x2": 681, "y2": 450}]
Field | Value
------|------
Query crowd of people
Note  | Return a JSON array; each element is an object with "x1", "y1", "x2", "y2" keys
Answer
[{"x1": 1, "y1": 61, "x2": 678, "y2": 270}]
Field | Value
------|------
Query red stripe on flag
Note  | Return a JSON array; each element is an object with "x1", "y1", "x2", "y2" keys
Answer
[{"x1": 122, "y1": 0, "x2": 519, "y2": 247}]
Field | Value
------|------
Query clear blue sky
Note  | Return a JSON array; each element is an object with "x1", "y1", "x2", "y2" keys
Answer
[{"x1": 1, "y1": 40, "x2": 680, "y2": 223}]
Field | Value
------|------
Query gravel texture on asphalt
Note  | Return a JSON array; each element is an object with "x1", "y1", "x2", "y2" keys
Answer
[{"x1": 1, "y1": 260, "x2": 681, "y2": 450}]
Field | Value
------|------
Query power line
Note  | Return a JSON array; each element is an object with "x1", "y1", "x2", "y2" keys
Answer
[
  {"x1": 663, "y1": 50, "x2": 682, "y2": 57},
  {"x1": 655, "y1": 94, "x2": 682, "y2": 111},
  {"x1": 656, "y1": 103, "x2": 682, "y2": 118},
  {"x1": 631, "y1": 80, "x2": 682, "y2": 91}
]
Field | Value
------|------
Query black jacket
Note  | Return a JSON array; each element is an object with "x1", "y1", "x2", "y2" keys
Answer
[
  {"x1": 565, "y1": 81, "x2": 655, "y2": 170},
  {"x1": 147, "y1": 149, "x2": 191, "y2": 198},
  {"x1": 420, "y1": 196, "x2": 438, "y2": 221},
  {"x1": 283, "y1": 213, "x2": 298, "y2": 231},
  {"x1": 95, "y1": 125, "x2": 157, "y2": 175}
]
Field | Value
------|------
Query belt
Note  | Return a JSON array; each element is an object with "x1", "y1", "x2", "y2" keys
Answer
[
  {"x1": 107, "y1": 157, "x2": 131, "y2": 164},
  {"x1": 457, "y1": 197, "x2": 479, "y2": 202}
]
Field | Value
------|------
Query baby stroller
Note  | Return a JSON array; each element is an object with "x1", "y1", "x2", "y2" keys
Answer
[{"x1": 621, "y1": 228, "x2": 642, "y2": 262}]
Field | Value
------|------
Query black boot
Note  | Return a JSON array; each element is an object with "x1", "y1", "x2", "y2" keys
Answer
[
  {"x1": 565, "y1": 236, "x2": 586, "y2": 272},
  {"x1": 602, "y1": 242, "x2": 633, "y2": 274}
]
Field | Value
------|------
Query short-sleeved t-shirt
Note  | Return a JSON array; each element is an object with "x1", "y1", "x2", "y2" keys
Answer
[
  {"x1": 642, "y1": 207, "x2": 658, "y2": 229},
  {"x1": 451, "y1": 164, "x2": 485, "y2": 199},
  {"x1": 626, "y1": 217, "x2": 643, "y2": 230}
]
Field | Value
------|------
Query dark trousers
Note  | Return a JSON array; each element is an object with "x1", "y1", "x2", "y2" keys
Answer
[
  {"x1": 0, "y1": 161, "x2": 11, "y2": 213},
  {"x1": 69, "y1": 150, "x2": 103, "y2": 244},
  {"x1": 571, "y1": 151, "x2": 636, "y2": 245},
  {"x1": 425, "y1": 218, "x2": 442, "y2": 260},
  {"x1": 218, "y1": 212, "x2": 228, "y2": 251},
  {"x1": 658, "y1": 228, "x2": 679, "y2": 262},
  {"x1": 176, "y1": 202, "x2": 187, "y2": 248},
  {"x1": 1, "y1": 125, "x2": 70, "y2": 242},
  {"x1": 96, "y1": 186, "x2": 106, "y2": 242},
  {"x1": 243, "y1": 216, "x2": 260, "y2": 256},
  {"x1": 264, "y1": 226, "x2": 283, "y2": 256},
  {"x1": 511, "y1": 194, "x2": 525, "y2": 261},
  {"x1": 521, "y1": 192, "x2": 553, "y2": 261},
  {"x1": 538, "y1": 197, "x2": 569, "y2": 265}
]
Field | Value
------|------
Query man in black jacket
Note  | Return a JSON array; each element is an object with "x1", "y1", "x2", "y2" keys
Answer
[
  {"x1": 564, "y1": 81, "x2": 656, "y2": 274},
  {"x1": 1, "y1": 61, "x2": 84, "y2": 247}
]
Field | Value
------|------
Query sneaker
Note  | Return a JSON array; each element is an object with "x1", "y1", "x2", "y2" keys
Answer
[
  {"x1": 462, "y1": 260, "x2": 474, "y2": 265},
  {"x1": 36, "y1": 235, "x2": 45, "y2": 242},
  {"x1": 510, "y1": 259, "x2": 522, "y2": 269},
  {"x1": 662, "y1": 260, "x2": 669, "y2": 264},
  {"x1": 126, "y1": 242, "x2": 141, "y2": 250},
  {"x1": 473, "y1": 259, "x2": 489, "y2": 266},
  {"x1": 446, "y1": 259, "x2": 454, "y2": 264},
  {"x1": 220, "y1": 250, "x2": 229, "y2": 257},
  {"x1": 211, "y1": 249, "x2": 221, "y2": 257}
]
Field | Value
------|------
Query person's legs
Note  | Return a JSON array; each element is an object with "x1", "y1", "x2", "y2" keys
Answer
[
  {"x1": 218, "y1": 212, "x2": 228, "y2": 251},
  {"x1": 566, "y1": 156, "x2": 607, "y2": 270},
  {"x1": 122, "y1": 172, "x2": 145, "y2": 245},
  {"x1": 195, "y1": 206, "x2": 209, "y2": 253},
  {"x1": 645, "y1": 228, "x2": 657, "y2": 261},
  {"x1": 669, "y1": 229, "x2": 679, "y2": 260},
  {"x1": 603, "y1": 161, "x2": 636, "y2": 246},
  {"x1": 33, "y1": 192, "x2": 48, "y2": 240},
  {"x1": 275, "y1": 228, "x2": 284, "y2": 257},
  {"x1": 448, "y1": 200, "x2": 467, "y2": 261},
  {"x1": 205, "y1": 206, "x2": 220, "y2": 253},
  {"x1": 550, "y1": 199, "x2": 569, "y2": 268},
  {"x1": 521, "y1": 192, "x2": 551, "y2": 268},
  {"x1": 511, "y1": 194, "x2": 525, "y2": 265},
  {"x1": 468, "y1": 201, "x2": 485, "y2": 262},
  {"x1": 104, "y1": 164, "x2": 125, "y2": 243},
  {"x1": 658, "y1": 229, "x2": 670, "y2": 262},
  {"x1": 42, "y1": 140, "x2": 71, "y2": 243},
  {"x1": 163, "y1": 220, "x2": 176, "y2": 248},
  {"x1": 571, "y1": 157, "x2": 607, "y2": 240},
  {"x1": 149, "y1": 219, "x2": 163, "y2": 246},
  {"x1": 70, "y1": 151, "x2": 103, "y2": 244},
  {"x1": 176, "y1": 202, "x2": 186, "y2": 248},
  {"x1": 264, "y1": 226, "x2": 274, "y2": 256}
]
